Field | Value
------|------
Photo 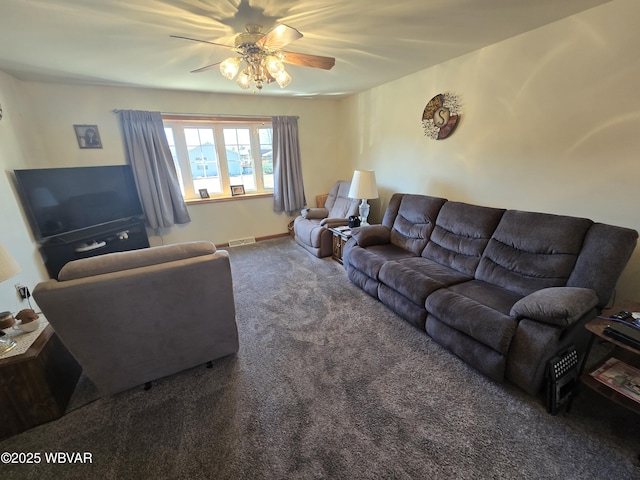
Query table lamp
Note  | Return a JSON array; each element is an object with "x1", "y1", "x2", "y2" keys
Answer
[
  {"x1": 0, "y1": 243, "x2": 21, "y2": 354},
  {"x1": 348, "y1": 170, "x2": 378, "y2": 225}
]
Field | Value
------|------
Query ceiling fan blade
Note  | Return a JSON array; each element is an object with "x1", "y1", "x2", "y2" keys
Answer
[
  {"x1": 170, "y1": 35, "x2": 233, "y2": 50},
  {"x1": 282, "y1": 51, "x2": 335, "y2": 70},
  {"x1": 190, "y1": 61, "x2": 222, "y2": 73},
  {"x1": 256, "y1": 24, "x2": 303, "y2": 50}
]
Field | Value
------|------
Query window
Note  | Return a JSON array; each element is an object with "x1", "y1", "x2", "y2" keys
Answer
[{"x1": 162, "y1": 116, "x2": 273, "y2": 200}]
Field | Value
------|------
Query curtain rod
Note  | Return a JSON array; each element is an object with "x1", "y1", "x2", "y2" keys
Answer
[{"x1": 112, "y1": 109, "x2": 299, "y2": 119}]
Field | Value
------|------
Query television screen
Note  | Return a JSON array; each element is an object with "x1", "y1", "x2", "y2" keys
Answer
[{"x1": 14, "y1": 165, "x2": 144, "y2": 241}]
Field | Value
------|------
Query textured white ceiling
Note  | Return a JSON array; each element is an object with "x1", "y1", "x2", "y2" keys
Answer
[{"x1": 0, "y1": 0, "x2": 612, "y2": 97}]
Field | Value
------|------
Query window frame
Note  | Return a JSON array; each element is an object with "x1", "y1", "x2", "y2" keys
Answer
[{"x1": 162, "y1": 115, "x2": 274, "y2": 201}]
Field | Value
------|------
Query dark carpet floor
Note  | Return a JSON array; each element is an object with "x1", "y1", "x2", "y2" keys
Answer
[{"x1": 1, "y1": 237, "x2": 638, "y2": 479}]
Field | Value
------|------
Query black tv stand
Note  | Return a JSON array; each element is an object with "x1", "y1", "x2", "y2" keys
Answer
[{"x1": 40, "y1": 218, "x2": 149, "y2": 278}]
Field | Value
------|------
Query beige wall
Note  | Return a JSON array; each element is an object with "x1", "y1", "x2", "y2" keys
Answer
[
  {"x1": 338, "y1": 0, "x2": 640, "y2": 300},
  {"x1": 0, "y1": 72, "x2": 49, "y2": 311},
  {"x1": 14, "y1": 82, "x2": 346, "y2": 247}
]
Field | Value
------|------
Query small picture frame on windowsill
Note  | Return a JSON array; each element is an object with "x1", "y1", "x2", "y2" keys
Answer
[
  {"x1": 199, "y1": 189, "x2": 210, "y2": 199},
  {"x1": 231, "y1": 185, "x2": 245, "y2": 196}
]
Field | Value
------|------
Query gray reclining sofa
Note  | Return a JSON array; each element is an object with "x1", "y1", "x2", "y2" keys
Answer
[{"x1": 343, "y1": 193, "x2": 638, "y2": 394}]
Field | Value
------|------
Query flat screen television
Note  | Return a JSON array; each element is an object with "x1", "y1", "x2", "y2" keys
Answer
[{"x1": 14, "y1": 165, "x2": 144, "y2": 242}]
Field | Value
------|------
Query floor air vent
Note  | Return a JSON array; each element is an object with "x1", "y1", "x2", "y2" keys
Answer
[{"x1": 228, "y1": 237, "x2": 256, "y2": 247}]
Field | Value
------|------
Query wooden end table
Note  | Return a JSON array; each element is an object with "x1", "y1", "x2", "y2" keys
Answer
[
  {"x1": 328, "y1": 227, "x2": 352, "y2": 264},
  {"x1": 581, "y1": 316, "x2": 640, "y2": 415},
  {"x1": 579, "y1": 302, "x2": 640, "y2": 460},
  {"x1": 0, "y1": 324, "x2": 82, "y2": 440}
]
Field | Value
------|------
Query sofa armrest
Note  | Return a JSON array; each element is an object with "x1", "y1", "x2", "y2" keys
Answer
[
  {"x1": 351, "y1": 225, "x2": 391, "y2": 248},
  {"x1": 301, "y1": 207, "x2": 329, "y2": 219},
  {"x1": 510, "y1": 287, "x2": 599, "y2": 327},
  {"x1": 320, "y1": 217, "x2": 350, "y2": 228}
]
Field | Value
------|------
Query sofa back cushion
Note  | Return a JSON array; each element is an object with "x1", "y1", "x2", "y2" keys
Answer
[
  {"x1": 476, "y1": 210, "x2": 592, "y2": 296},
  {"x1": 422, "y1": 201, "x2": 505, "y2": 276},
  {"x1": 326, "y1": 180, "x2": 359, "y2": 219},
  {"x1": 567, "y1": 223, "x2": 638, "y2": 307},
  {"x1": 385, "y1": 194, "x2": 447, "y2": 255},
  {"x1": 58, "y1": 241, "x2": 216, "y2": 281}
]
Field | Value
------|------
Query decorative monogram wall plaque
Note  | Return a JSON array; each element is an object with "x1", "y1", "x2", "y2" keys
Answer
[{"x1": 422, "y1": 93, "x2": 462, "y2": 140}]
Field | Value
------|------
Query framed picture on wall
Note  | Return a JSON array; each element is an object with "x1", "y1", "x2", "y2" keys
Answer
[{"x1": 74, "y1": 124, "x2": 102, "y2": 149}]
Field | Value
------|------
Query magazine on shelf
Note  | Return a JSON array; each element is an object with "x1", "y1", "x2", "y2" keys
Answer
[{"x1": 589, "y1": 357, "x2": 640, "y2": 404}]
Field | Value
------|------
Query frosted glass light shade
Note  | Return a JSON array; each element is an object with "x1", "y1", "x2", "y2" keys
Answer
[
  {"x1": 236, "y1": 69, "x2": 252, "y2": 89},
  {"x1": 275, "y1": 70, "x2": 291, "y2": 88},
  {"x1": 0, "y1": 243, "x2": 20, "y2": 283},
  {"x1": 220, "y1": 57, "x2": 241, "y2": 80},
  {"x1": 348, "y1": 170, "x2": 378, "y2": 200},
  {"x1": 265, "y1": 55, "x2": 284, "y2": 75}
]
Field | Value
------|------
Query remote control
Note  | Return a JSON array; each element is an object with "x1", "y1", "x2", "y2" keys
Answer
[{"x1": 611, "y1": 310, "x2": 632, "y2": 320}]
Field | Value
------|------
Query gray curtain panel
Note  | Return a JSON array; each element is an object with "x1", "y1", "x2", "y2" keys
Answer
[
  {"x1": 272, "y1": 115, "x2": 306, "y2": 215},
  {"x1": 119, "y1": 110, "x2": 190, "y2": 229}
]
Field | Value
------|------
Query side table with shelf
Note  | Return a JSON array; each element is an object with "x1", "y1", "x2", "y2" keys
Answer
[
  {"x1": 0, "y1": 321, "x2": 81, "y2": 440},
  {"x1": 579, "y1": 302, "x2": 640, "y2": 461},
  {"x1": 328, "y1": 227, "x2": 352, "y2": 264},
  {"x1": 580, "y1": 315, "x2": 640, "y2": 415}
]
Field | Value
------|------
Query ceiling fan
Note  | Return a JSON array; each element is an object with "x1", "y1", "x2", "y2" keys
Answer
[{"x1": 171, "y1": 24, "x2": 335, "y2": 91}]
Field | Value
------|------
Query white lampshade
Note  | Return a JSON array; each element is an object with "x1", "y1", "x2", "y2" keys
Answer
[
  {"x1": 0, "y1": 244, "x2": 20, "y2": 282},
  {"x1": 0, "y1": 243, "x2": 20, "y2": 354},
  {"x1": 348, "y1": 170, "x2": 379, "y2": 200},
  {"x1": 0, "y1": 243, "x2": 20, "y2": 283}
]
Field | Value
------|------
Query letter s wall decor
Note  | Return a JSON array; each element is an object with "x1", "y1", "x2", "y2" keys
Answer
[{"x1": 422, "y1": 93, "x2": 462, "y2": 140}]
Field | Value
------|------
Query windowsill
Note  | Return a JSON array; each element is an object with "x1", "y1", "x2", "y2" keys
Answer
[{"x1": 185, "y1": 192, "x2": 273, "y2": 205}]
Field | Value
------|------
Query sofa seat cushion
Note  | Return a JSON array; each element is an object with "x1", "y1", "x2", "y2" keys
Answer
[
  {"x1": 345, "y1": 243, "x2": 416, "y2": 280},
  {"x1": 476, "y1": 210, "x2": 593, "y2": 296},
  {"x1": 379, "y1": 257, "x2": 471, "y2": 306},
  {"x1": 425, "y1": 280, "x2": 522, "y2": 354},
  {"x1": 293, "y1": 216, "x2": 324, "y2": 248}
]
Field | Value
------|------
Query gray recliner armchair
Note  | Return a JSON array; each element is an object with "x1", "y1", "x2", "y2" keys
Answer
[
  {"x1": 33, "y1": 241, "x2": 238, "y2": 396},
  {"x1": 293, "y1": 180, "x2": 360, "y2": 258}
]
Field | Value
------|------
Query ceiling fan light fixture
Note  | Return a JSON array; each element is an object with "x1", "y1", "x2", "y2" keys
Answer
[
  {"x1": 265, "y1": 55, "x2": 284, "y2": 76},
  {"x1": 275, "y1": 70, "x2": 292, "y2": 89},
  {"x1": 236, "y1": 68, "x2": 252, "y2": 89},
  {"x1": 220, "y1": 57, "x2": 241, "y2": 80},
  {"x1": 175, "y1": 23, "x2": 334, "y2": 92}
]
